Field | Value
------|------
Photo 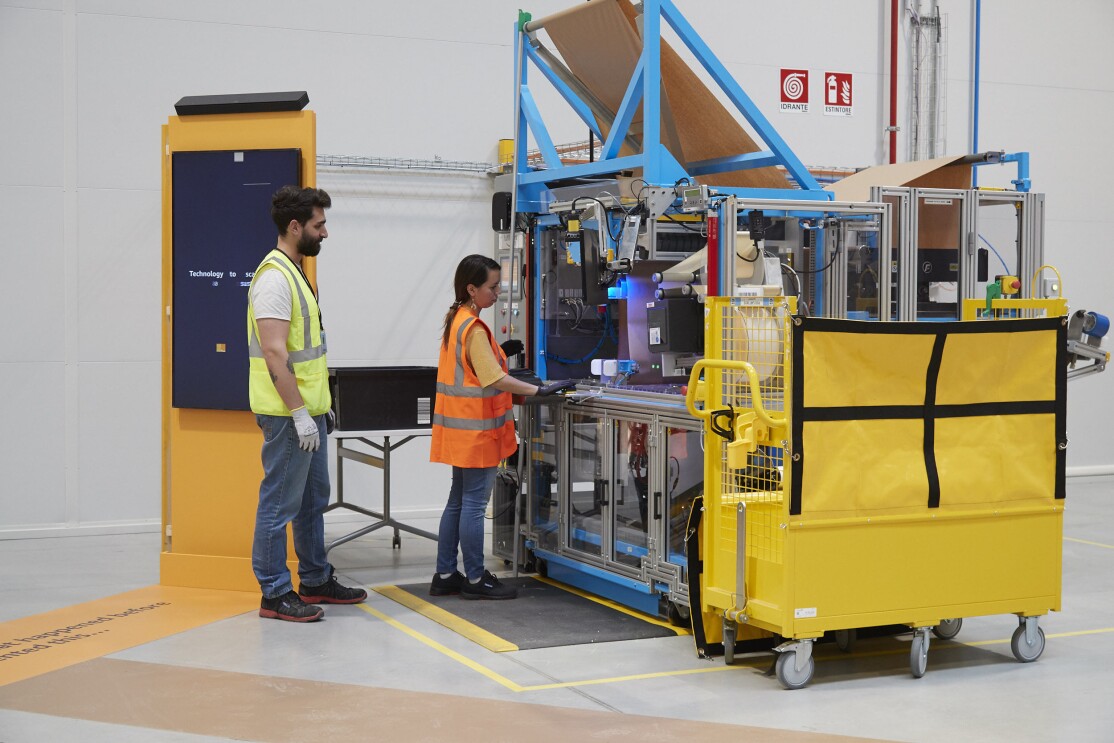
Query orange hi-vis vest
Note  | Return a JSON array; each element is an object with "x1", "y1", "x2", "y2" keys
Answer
[{"x1": 430, "y1": 308, "x2": 517, "y2": 468}]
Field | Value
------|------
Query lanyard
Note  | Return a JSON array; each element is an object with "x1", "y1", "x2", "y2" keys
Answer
[{"x1": 287, "y1": 253, "x2": 324, "y2": 328}]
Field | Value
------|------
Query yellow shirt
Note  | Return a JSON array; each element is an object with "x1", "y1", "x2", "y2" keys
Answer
[{"x1": 466, "y1": 326, "x2": 506, "y2": 388}]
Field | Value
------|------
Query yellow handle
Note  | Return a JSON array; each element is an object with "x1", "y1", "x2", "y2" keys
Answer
[
  {"x1": 685, "y1": 359, "x2": 786, "y2": 429},
  {"x1": 684, "y1": 364, "x2": 711, "y2": 421}
]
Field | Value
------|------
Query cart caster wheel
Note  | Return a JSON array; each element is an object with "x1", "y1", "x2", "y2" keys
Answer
[
  {"x1": 666, "y1": 601, "x2": 690, "y2": 628},
  {"x1": 723, "y1": 622, "x2": 737, "y2": 665},
  {"x1": 834, "y1": 628, "x2": 856, "y2": 653},
  {"x1": 1011, "y1": 624, "x2": 1045, "y2": 663},
  {"x1": 910, "y1": 631, "x2": 929, "y2": 678},
  {"x1": 775, "y1": 651, "x2": 814, "y2": 690},
  {"x1": 392, "y1": 535, "x2": 401, "y2": 549},
  {"x1": 933, "y1": 618, "x2": 962, "y2": 640}
]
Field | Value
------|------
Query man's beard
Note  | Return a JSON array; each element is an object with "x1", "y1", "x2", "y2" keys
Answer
[{"x1": 297, "y1": 234, "x2": 322, "y2": 257}]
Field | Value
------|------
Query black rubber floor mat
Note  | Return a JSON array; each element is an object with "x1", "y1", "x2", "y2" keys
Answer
[{"x1": 376, "y1": 576, "x2": 681, "y2": 651}]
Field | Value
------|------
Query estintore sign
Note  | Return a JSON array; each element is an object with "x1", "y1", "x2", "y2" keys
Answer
[
  {"x1": 824, "y1": 71, "x2": 853, "y2": 117},
  {"x1": 780, "y1": 69, "x2": 809, "y2": 114}
]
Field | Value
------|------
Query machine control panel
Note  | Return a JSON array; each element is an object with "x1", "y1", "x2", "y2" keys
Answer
[{"x1": 680, "y1": 184, "x2": 709, "y2": 213}]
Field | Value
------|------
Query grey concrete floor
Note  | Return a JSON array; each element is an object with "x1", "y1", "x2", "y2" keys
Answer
[{"x1": 1, "y1": 476, "x2": 1112, "y2": 742}]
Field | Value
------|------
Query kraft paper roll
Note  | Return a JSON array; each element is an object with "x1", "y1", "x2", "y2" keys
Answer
[
  {"x1": 655, "y1": 244, "x2": 760, "y2": 284},
  {"x1": 728, "y1": 309, "x2": 783, "y2": 384}
]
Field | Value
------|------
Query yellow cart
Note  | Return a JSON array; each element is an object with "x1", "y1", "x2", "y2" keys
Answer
[{"x1": 685, "y1": 296, "x2": 1066, "y2": 688}]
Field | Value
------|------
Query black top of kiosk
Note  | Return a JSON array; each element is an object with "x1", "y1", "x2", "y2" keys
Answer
[{"x1": 174, "y1": 91, "x2": 309, "y2": 116}]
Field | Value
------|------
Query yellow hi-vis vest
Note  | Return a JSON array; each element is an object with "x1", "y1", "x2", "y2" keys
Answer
[{"x1": 246, "y1": 249, "x2": 331, "y2": 416}]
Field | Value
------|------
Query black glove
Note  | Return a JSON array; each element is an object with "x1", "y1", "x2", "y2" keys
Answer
[
  {"x1": 536, "y1": 379, "x2": 577, "y2": 396},
  {"x1": 500, "y1": 339, "x2": 524, "y2": 357},
  {"x1": 326, "y1": 408, "x2": 336, "y2": 435}
]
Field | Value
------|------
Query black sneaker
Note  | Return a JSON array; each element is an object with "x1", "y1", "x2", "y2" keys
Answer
[
  {"x1": 260, "y1": 590, "x2": 324, "y2": 622},
  {"x1": 460, "y1": 571, "x2": 518, "y2": 600},
  {"x1": 430, "y1": 571, "x2": 466, "y2": 596},
  {"x1": 298, "y1": 574, "x2": 367, "y2": 604}
]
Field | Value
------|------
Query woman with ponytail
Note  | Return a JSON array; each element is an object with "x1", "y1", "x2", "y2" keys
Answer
[{"x1": 428, "y1": 254, "x2": 572, "y2": 599}]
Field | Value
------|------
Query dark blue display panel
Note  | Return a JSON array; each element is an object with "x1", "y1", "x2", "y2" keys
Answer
[{"x1": 172, "y1": 149, "x2": 301, "y2": 410}]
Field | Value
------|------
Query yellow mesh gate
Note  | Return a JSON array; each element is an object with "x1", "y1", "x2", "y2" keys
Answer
[{"x1": 686, "y1": 297, "x2": 795, "y2": 625}]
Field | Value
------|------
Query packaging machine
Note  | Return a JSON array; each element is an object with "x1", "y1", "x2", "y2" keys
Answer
[{"x1": 489, "y1": 0, "x2": 1108, "y2": 687}]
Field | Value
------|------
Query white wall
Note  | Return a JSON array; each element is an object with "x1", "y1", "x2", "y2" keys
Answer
[{"x1": 2, "y1": 0, "x2": 1111, "y2": 535}]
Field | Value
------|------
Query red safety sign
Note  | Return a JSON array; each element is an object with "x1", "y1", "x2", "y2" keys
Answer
[
  {"x1": 779, "y1": 69, "x2": 809, "y2": 114},
  {"x1": 824, "y1": 72, "x2": 853, "y2": 116}
]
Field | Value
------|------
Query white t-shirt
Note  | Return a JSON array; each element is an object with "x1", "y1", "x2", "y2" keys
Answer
[{"x1": 251, "y1": 269, "x2": 293, "y2": 321}]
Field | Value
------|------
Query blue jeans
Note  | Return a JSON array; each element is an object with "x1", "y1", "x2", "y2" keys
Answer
[
  {"x1": 436, "y1": 466, "x2": 498, "y2": 581},
  {"x1": 252, "y1": 413, "x2": 332, "y2": 599}
]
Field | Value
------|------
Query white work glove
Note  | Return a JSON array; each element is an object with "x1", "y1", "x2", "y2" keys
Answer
[{"x1": 291, "y1": 407, "x2": 320, "y2": 452}]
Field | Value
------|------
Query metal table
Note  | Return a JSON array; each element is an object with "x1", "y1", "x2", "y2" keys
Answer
[{"x1": 325, "y1": 428, "x2": 436, "y2": 554}]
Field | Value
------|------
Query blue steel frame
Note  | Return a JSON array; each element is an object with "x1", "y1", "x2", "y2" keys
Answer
[
  {"x1": 971, "y1": 152, "x2": 1031, "y2": 194},
  {"x1": 996, "y1": 151, "x2": 1031, "y2": 192},
  {"x1": 516, "y1": 0, "x2": 837, "y2": 378},
  {"x1": 515, "y1": 2, "x2": 844, "y2": 616},
  {"x1": 513, "y1": 0, "x2": 834, "y2": 202}
]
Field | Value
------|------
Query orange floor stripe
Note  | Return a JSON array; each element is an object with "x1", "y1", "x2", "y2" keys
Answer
[
  {"x1": 0, "y1": 658, "x2": 890, "y2": 743},
  {"x1": 0, "y1": 585, "x2": 258, "y2": 687}
]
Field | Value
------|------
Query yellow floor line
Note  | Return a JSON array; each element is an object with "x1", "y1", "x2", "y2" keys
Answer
[
  {"x1": 358, "y1": 601, "x2": 755, "y2": 692},
  {"x1": 356, "y1": 603, "x2": 527, "y2": 691},
  {"x1": 1066, "y1": 536, "x2": 1114, "y2": 550},
  {"x1": 371, "y1": 586, "x2": 518, "y2": 652},
  {"x1": 968, "y1": 626, "x2": 1114, "y2": 644},
  {"x1": 515, "y1": 661, "x2": 761, "y2": 691},
  {"x1": 360, "y1": 598, "x2": 1114, "y2": 692},
  {"x1": 814, "y1": 626, "x2": 1114, "y2": 663},
  {"x1": 531, "y1": 626, "x2": 1114, "y2": 688},
  {"x1": 532, "y1": 575, "x2": 691, "y2": 635}
]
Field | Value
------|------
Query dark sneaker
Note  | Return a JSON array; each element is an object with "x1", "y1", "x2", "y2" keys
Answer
[
  {"x1": 298, "y1": 574, "x2": 367, "y2": 604},
  {"x1": 460, "y1": 570, "x2": 517, "y2": 600},
  {"x1": 260, "y1": 590, "x2": 324, "y2": 622},
  {"x1": 430, "y1": 571, "x2": 466, "y2": 596}
]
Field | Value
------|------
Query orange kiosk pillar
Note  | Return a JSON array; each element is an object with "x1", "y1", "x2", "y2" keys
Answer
[{"x1": 160, "y1": 93, "x2": 317, "y2": 590}]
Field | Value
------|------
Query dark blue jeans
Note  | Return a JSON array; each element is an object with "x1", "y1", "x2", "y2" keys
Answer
[
  {"x1": 436, "y1": 466, "x2": 498, "y2": 581},
  {"x1": 252, "y1": 414, "x2": 331, "y2": 598}
]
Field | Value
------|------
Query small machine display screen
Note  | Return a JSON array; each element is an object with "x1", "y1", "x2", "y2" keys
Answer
[{"x1": 681, "y1": 185, "x2": 707, "y2": 212}]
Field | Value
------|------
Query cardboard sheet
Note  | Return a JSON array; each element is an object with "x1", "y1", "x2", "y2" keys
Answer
[
  {"x1": 827, "y1": 155, "x2": 974, "y2": 251},
  {"x1": 543, "y1": 1, "x2": 666, "y2": 159},
  {"x1": 826, "y1": 155, "x2": 971, "y2": 202},
  {"x1": 541, "y1": 0, "x2": 788, "y2": 189}
]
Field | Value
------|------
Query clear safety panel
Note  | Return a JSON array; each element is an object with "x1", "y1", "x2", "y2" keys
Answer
[
  {"x1": 914, "y1": 190, "x2": 969, "y2": 319},
  {"x1": 567, "y1": 412, "x2": 604, "y2": 557},
  {"x1": 842, "y1": 217, "x2": 884, "y2": 320},
  {"x1": 529, "y1": 405, "x2": 560, "y2": 554},
  {"x1": 612, "y1": 420, "x2": 650, "y2": 568},
  {"x1": 665, "y1": 426, "x2": 703, "y2": 571}
]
